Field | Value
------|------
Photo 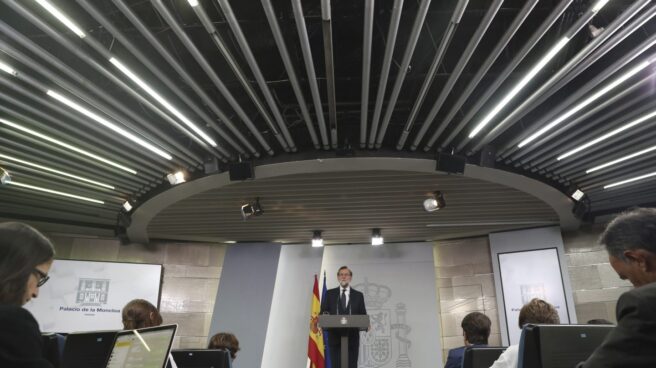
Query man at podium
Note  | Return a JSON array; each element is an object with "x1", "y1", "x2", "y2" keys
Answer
[{"x1": 320, "y1": 266, "x2": 367, "y2": 368}]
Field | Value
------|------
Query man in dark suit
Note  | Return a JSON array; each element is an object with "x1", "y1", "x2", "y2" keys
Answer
[
  {"x1": 320, "y1": 266, "x2": 367, "y2": 368},
  {"x1": 443, "y1": 312, "x2": 491, "y2": 368},
  {"x1": 578, "y1": 208, "x2": 656, "y2": 368}
]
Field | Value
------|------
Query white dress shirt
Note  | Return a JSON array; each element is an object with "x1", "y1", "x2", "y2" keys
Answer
[{"x1": 489, "y1": 344, "x2": 518, "y2": 368}]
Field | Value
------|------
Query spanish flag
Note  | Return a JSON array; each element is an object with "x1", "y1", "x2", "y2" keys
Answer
[{"x1": 308, "y1": 274, "x2": 325, "y2": 368}]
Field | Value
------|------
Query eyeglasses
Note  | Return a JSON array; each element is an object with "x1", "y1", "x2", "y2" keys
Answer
[{"x1": 33, "y1": 269, "x2": 50, "y2": 287}]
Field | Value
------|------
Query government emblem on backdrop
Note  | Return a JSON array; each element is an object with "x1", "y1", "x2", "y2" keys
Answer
[
  {"x1": 355, "y1": 279, "x2": 412, "y2": 368},
  {"x1": 76, "y1": 278, "x2": 110, "y2": 306}
]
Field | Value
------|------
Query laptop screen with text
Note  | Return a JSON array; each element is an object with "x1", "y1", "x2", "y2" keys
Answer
[{"x1": 105, "y1": 324, "x2": 177, "y2": 368}]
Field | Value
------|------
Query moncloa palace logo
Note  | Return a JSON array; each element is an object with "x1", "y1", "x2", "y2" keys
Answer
[{"x1": 76, "y1": 278, "x2": 110, "y2": 307}]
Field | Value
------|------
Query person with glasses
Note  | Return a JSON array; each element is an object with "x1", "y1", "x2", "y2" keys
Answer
[{"x1": 0, "y1": 222, "x2": 55, "y2": 368}]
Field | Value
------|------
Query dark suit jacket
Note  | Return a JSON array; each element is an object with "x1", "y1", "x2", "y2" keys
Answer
[
  {"x1": 578, "y1": 282, "x2": 656, "y2": 368},
  {"x1": 0, "y1": 305, "x2": 53, "y2": 368},
  {"x1": 320, "y1": 286, "x2": 367, "y2": 346}
]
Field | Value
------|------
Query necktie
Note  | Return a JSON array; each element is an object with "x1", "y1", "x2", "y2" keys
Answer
[{"x1": 340, "y1": 288, "x2": 347, "y2": 314}]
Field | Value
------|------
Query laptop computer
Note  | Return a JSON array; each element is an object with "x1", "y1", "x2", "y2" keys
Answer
[
  {"x1": 60, "y1": 330, "x2": 117, "y2": 368},
  {"x1": 170, "y1": 349, "x2": 232, "y2": 368},
  {"x1": 105, "y1": 324, "x2": 177, "y2": 368}
]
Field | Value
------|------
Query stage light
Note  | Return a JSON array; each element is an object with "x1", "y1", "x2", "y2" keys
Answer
[
  {"x1": 0, "y1": 167, "x2": 10, "y2": 185},
  {"x1": 122, "y1": 200, "x2": 133, "y2": 212},
  {"x1": 570, "y1": 188, "x2": 585, "y2": 201},
  {"x1": 371, "y1": 228, "x2": 384, "y2": 246},
  {"x1": 423, "y1": 191, "x2": 446, "y2": 212},
  {"x1": 240, "y1": 197, "x2": 263, "y2": 220},
  {"x1": 312, "y1": 230, "x2": 324, "y2": 248},
  {"x1": 167, "y1": 171, "x2": 186, "y2": 185},
  {"x1": 35, "y1": 0, "x2": 86, "y2": 38}
]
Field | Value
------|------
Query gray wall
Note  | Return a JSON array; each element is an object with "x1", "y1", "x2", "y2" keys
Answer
[{"x1": 208, "y1": 243, "x2": 281, "y2": 368}]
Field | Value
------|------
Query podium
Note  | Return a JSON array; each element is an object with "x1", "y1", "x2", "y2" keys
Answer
[{"x1": 318, "y1": 314, "x2": 369, "y2": 368}]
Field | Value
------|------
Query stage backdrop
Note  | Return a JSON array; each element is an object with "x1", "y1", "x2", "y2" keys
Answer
[
  {"x1": 320, "y1": 243, "x2": 443, "y2": 368},
  {"x1": 25, "y1": 259, "x2": 162, "y2": 333}
]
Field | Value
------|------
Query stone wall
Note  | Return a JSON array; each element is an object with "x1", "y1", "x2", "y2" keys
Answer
[{"x1": 47, "y1": 234, "x2": 226, "y2": 349}]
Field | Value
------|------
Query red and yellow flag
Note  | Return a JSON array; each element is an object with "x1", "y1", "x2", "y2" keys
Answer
[{"x1": 308, "y1": 274, "x2": 325, "y2": 368}]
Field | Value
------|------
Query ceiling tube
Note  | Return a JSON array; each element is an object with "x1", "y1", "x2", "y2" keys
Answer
[
  {"x1": 7, "y1": 181, "x2": 104, "y2": 205},
  {"x1": 517, "y1": 58, "x2": 653, "y2": 148},
  {"x1": 2, "y1": 1, "x2": 205, "y2": 165},
  {"x1": 0, "y1": 39, "x2": 189, "y2": 170},
  {"x1": 149, "y1": 0, "x2": 272, "y2": 157},
  {"x1": 110, "y1": 0, "x2": 252, "y2": 158},
  {"x1": 587, "y1": 145, "x2": 656, "y2": 174},
  {"x1": 0, "y1": 153, "x2": 114, "y2": 190},
  {"x1": 0, "y1": 22, "x2": 225, "y2": 164},
  {"x1": 0, "y1": 81, "x2": 163, "y2": 178},
  {"x1": 471, "y1": 0, "x2": 651, "y2": 153},
  {"x1": 501, "y1": 36, "x2": 656, "y2": 156},
  {"x1": 0, "y1": 118, "x2": 137, "y2": 175},
  {"x1": 359, "y1": 0, "x2": 375, "y2": 149},
  {"x1": 320, "y1": 0, "x2": 338, "y2": 149},
  {"x1": 76, "y1": 0, "x2": 231, "y2": 160},
  {"x1": 373, "y1": 0, "x2": 432, "y2": 149},
  {"x1": 462, "y1": 0, "x2": 611, "y2": 150},
  {"x1": 396, "y1": 0, "x2": 468, "y2": 150},
  {"x1": 510, "y1": 73, "x2": 654, "y2": 165},
  {"x1": 604, "y1": 170, "x2": 656, "y2": 190},
  {"x1": 367, "y1": 0, "x2": 404, "y2": 149},
  {"x1": 261, "y1": 0, "x2": 326, "y2": 150},
  {"x1": 448, "y1": 0, "x2": 573, "y2": 151},
  {"x1": 412, "y1": 0, "x2": 504, "y2": 151},
  {"x1": 198, "y1": 0, "x2": 298, "y2": 152},
  {"x1": 290, "y1": 0, "x2": 330, "y2": 149},
  {"x1": 436, "y1": 0, "x2": 538, "y2": 150}
]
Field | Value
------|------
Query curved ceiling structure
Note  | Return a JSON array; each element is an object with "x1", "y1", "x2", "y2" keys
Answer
[{"x1": 0, "y1": 0, "x2": 654, "y2": 242}]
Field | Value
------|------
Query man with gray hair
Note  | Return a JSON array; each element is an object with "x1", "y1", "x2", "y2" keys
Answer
[{"x1": 578, "y1": 208, "x2": 656, "y2": 367}]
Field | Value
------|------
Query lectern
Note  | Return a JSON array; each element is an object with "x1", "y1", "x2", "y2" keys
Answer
[{"x1": 318, "y1": 314, "x2": 370, "y2": 368}]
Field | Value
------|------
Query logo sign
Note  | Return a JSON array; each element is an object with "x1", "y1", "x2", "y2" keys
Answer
[{"x1": 76, "y1": 278, "x2": 110, "y2": 307}]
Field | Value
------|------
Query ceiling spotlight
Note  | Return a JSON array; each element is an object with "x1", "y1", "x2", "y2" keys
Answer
[
  {"x1": 423, "y1": 191, "x2": 446, "y2": 212},
  {"x1": 122, "y1": 200, "x2": 133, "y2": 212},
  {"x1": 312, "y1": 230, "x2": 324, "y2": 248},
  {"x1": 241, "y1": 197, "x2": 263, "y2": 220},
  {"x1": 167, "y1": 171, "x2": 186, "y2": 185},
  {"x1": 588, "y1": 24, "x2": 604, "y2": 38},
  {"x1": 570, "y1": 188, "x2": 585, "y2": 202},
  {"x1": 371, "y1": 228, "x2": 384, "y2": 246},
  {"x1": 0, "y1": 167, "x2": 11, "y2": 185}
]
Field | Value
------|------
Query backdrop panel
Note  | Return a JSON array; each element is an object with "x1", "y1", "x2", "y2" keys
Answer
[
  {"x1": 208, "y1": 243, "x2": 281, "y2": 368},
  {"x1": 320, "y1": 243, "x2": 442, "y2": 368},
  {"x1": 261, "y1": 244, "x2": 324, "y2": 368},
  {"x1": 25, "y1": 259, "x2": 162, "y2": 333}
]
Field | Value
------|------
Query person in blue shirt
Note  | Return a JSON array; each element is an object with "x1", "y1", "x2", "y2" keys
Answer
[{"x1": 444, "y1": 312, "x2": 491, "y2": 368}]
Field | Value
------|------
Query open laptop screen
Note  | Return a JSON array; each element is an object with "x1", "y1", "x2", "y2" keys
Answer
[{"x1": 105, "y1": 324, "x2": 177, "y2": 368}]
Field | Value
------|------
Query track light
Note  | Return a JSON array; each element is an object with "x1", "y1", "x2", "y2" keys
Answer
[
  {"x1": 241, "y1": 197, "x2": 263, "y2": 220},
  {"x1": 558, "y1": 109, "x2": 656, "y2": 161},
  {"x1": 423, "y1": 191, "x2": 446, "y2": 212},
  {"x1": 0, "y1": 167, "x2": 10, "y2": 185},
  {"x1": 588, "y1": 24, "x2": 604, "y2": 38},
  {"x1": 108, "y1": 58, "x2": 217, "y2": 148},
  {"x1": 518, "y1": 60, "x2": 652, "y2": 148},
  {"x1": 167, "y1": 171, "x2": 186, "y2": 185},
  {"x1": 35, "y1": 0, "x2": 86, "y2": 38},
  {"x1": 312, "y1": 230, "x2": 323, "y2": 247},
  {"x1": 7, "y1": 181, "x2": 104, "y2": 204},
  {"x1": 0, "y1": 118, "x2": 137, "y2": 175},
  {"x1": 371, "y1": 228, "x2": 383, "y2": 246}
]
